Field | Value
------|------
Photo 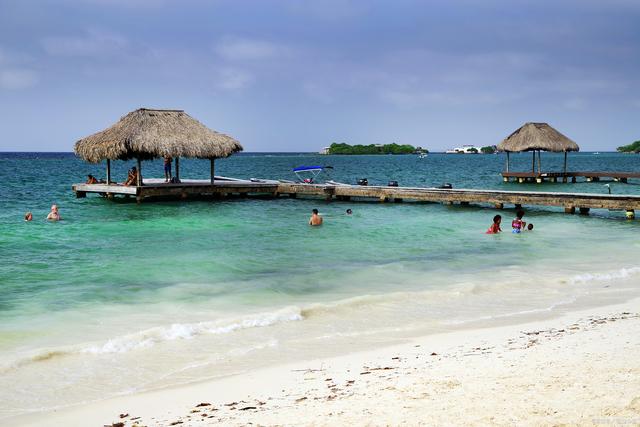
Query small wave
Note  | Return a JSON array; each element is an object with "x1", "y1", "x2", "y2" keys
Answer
[
  {"x1": 570, "y1": 266, "x2": 640, "y2": 285},
  {"x1": 82, "y1": 306, "x2": 303, "y2": 354},
  {"x1": 0, "y1": 307, "x2": 303, "y2": 372}
]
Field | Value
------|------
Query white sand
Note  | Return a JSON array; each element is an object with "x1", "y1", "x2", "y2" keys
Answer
[{"x1": 12, "y1": 298, "x2": 640, "y2": 427}]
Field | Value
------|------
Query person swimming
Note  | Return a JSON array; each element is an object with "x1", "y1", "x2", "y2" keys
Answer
[
  {"x1": 527, "y1": 223, "x2": 534, "y2": 231},
  {"x1": 486, "y1": 214, "x2": 502, "y2": 234},
  {"x1": 24, "y1": 212, "x2": 33, "y2": 221},
  {"x1": 346, "y1": 208, "x2": 353, "y2": 215},
  {"x1": 46, "y1": 204, "x2": 61, "y2": 221},
  {"x1": 309, "y1": 208, "x2": 323, "y2": 226},
  {"x1": 511, "y1": 210, "x2": 526, "y2": 233}
]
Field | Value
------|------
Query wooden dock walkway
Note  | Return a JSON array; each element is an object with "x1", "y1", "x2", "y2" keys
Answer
[
  {"x1": 73, "y1": 178, "x2": 640, "y2": 218},
  {"x1": 502, "y1": 171, "x2": 640, "y2": 184}
]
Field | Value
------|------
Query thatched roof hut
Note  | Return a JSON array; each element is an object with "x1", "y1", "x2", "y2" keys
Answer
[
  {"x1": 497, "y1": 122, "x2": 579, "y2": 153},
  {"x1": 497, "y1": 123, "x2": 579, "y2": 176},
  {"x1": 74, "y1": 108, "x2": 243, "y2": 163}
]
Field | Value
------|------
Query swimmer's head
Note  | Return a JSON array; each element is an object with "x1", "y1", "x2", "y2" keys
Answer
[
  {"x1": 493, "y1": 214, "x2": 501, "y2": 224},
  {"x1": 25, "y1": 212, "x2": 32, "y2": 221},
  {"x1": 312, "y1": 209, "x2": 319, "y2": 215},
  {"x1": 51, "y1": 204, "x2": 58, "y2": 212},
  {"x1": 346, "y1": 209, "x2": 352, "y2": 215},
  {"x1": 527, "y1": 223, "x2": 533, "y2": 230}
]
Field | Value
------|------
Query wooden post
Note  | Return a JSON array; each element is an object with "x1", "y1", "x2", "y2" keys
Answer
[
  {"x1": 136, "y1": 158, "x2": 142, "y2": 187},
  {"x1": 579, "y1": 207, "x2": 590, "y2": 215},
  {"x1": 563, "y1": 151, "x2": 567, "y2": 177},
  {"x1": 175, "y1": 157, "x2": 180, "y2": 181},
  {"x1": 564, "y1": 206, "x2": 575, "y2": 214},
  {"x1": 495, "y1": 203, "x2": 504, "y2": 209},
  {"x1": 531, "y1": 151, "x2": 535, "y2": 173},
  {"x1": 106, "y1": 159, "x2": 111, "y2": 184},
  {"x1": 537, "y1": 150, "x2": 542, "y2": 174},
  {"x1": 506, "y1": 152, "x2": 510, "y2": 172},
  {"x1": 210, "y1": 158, "x2": 215, "y2": 184}
]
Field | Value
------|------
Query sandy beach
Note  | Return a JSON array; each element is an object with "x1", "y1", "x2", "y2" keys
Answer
[{"x1": 11, "y1": 297, "x2": 639, "y2": 427}]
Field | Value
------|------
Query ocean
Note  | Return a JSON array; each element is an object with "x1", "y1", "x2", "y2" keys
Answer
[{"x1": 1, "y1": 151, "x2": 639, "y2": 420}]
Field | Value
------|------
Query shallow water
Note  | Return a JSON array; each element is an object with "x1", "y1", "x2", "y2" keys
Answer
[{"x1": 1, "y1": 151, "x2": 639, "y2": 418}]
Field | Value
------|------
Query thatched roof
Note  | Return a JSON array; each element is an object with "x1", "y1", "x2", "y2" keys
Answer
[
  {"x1": 497, "y1": 122, "x2": 579, "y2": 153},
  {"x1": 74, "y1": 108, "x2": 243, "y2": 163}
]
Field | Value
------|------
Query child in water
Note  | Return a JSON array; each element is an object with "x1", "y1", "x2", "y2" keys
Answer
[
  {"x1": 511, "y1": 210, "x2": 526, "y2": 233},
  {"x1": 527, "y1": 223, "x2": 534, "y2": 231},
  {"x1": 486, "y1": 215, "x2": 502, "y2": 234}
]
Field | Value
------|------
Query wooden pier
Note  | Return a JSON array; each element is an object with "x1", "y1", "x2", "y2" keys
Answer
[
  {"x1": 73, "y1": 179, "x2": 640, "y2": 218},
  {"x1": 73, "y1": 178, "x2": 280, "y2": 202},
  {"x1": 502, "y1": 171, "x2": 640, "y2": 184}
]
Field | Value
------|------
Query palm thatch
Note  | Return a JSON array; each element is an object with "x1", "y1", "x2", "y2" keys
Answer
[
  {"x1": 74, "y1": 108, "x2": 243, "y2": 163},
  {"x1": 497, "y1": 122, "x2": 579, "y2": 153}
]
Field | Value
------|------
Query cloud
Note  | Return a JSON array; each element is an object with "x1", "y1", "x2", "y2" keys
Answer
[
  {"x1": 214, "y1": 67, "x2": 254, "y2": 91},
  {"x1": 0, "y1": 69, "x2": 38, "y2": 90},
  {"x1": 42, "y1": 29, "x2": 128, "y2": 57},
  {"x1": 214, "y1": 37, "x2": 288, "y2": 61}
]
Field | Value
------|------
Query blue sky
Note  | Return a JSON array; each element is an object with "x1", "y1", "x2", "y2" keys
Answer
[{"x1": 0, "y1": 0, "x2": 638, "y2": 152}]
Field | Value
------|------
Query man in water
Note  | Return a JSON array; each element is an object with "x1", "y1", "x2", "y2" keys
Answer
[
  {"x1": 46, "y1": 205, "x2": 61, "y2": 221},
  {"x1": 309, "y1": 208, "x2": 323, "y2": 226},
  {"x1": 346, "y1": 208, "x2": 353, "y2": 215}
]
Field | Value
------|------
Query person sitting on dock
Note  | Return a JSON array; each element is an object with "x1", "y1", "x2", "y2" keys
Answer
[
  {"x1": 124, "y1": 166, "x2": 138, "y2": 186},
  {"x1": 486, "y1": 215, "x2": 502, "y2": 234},
  {"x1": 164, "y1": 156, "x2": 173, "y2": 182},
  {"x1": 511, "y1": 210, "x2": 526, "y2": 234},
  {"x1": 46, "y1": 205, "x2": 61, "y2": 221},
  {"x1": 309, "y1": 208, "x2": 323, "y2": 226},
  {"x1": 86, "y1": 174, "x2": 99, "y2": 184}
]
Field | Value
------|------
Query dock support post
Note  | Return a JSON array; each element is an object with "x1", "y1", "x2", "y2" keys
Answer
[
  {"x1": 518, "y1": 177, "x2": 525, "y2": 184},
  {"x1": 136, "y1": 158, "x2": 142, "y2": 187},
  {"x1": 506, "y1": 152, "x2": 510, "y2": 173},
  {"x1": 210, "y1": 158, "x2": 215, "y2": 184},
  {"x1": 564, "y1": 206, "x2": 575, "y2": 214},
  {"x1": 621, "y1": 177, "x2": 628, "y2": 183},
  {"x1": 175, "y1": 157, "x2": 180, "y2": 181},
  {"x1": 379, "y1": 196, "x2": 387, "y2": 203},
  {"x1": 563, "y1": 152, "x2": 567, "y2": 177},
  {"x1": 503, "y1": 176, "x2": 509, "y2": 182},
  {"x1": 75, "y1": 191, "x2": 86, "y2": 198},
  {"x1": 550, "y1": 177, "x2": 557, "y2": 183},
  {"x1": 579, "y1": 207, "x2": 590, "y2": 215},
  {"x1": 106, "y1": 159, "x2": 111, "y2": 184},
  {"x1": 586, "y1": 177, "x2": 593, "y2": 182},
  {"x1": 495, "y1": 203, "x2": 504, "y2": 209},
  {"x1": 571, "y1": 177, "x2": 577, "y2": 183},
  {"x1": 515, "y1": 204, "x2": 522, "y2": 210},
  {"x1": 531, "y1": 151, "x2": 535, "y2": 173},
  {"x1": 536, "y1": 177, "x2": 543, "y2": 184},
  {"x1": 626, "y1": 210, "x2": 635, "y2": 219},
  {"x1": 562, "y1": 176, "x2": 568, "y2": 183},
  {"x1": 537, "y1": 150, "x2": 542, "y2": 174},
  {"x1": 460, "y1": 201, "x2": 469, "y2": 206}
]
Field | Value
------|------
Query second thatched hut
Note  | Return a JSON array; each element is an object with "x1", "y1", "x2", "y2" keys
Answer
[{"x1": 497, "y1": 122, "x2": 579, "y2": 177}]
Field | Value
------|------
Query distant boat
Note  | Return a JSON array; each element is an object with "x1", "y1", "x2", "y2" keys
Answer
[{"x1": 418, "y1": 152, "x2": 428, "y2": 158}]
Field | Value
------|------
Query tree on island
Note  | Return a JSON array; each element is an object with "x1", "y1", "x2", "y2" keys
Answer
[
  {"x1": 481, "y1": 145, "x2": 497, "y2": 154},
  {"x1": 617, "y1": 140, "x2": 640, "y2": 153},
  {"x1": 328, "y1": 142, "x2": 420, "y2": 155}
]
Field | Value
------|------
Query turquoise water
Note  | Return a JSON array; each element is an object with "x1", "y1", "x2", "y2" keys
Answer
[{"x1": 1, "y1": 152, "x2": 640, "y2": 419}]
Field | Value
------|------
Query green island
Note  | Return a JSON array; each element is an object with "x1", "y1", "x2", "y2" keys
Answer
[
  {"x1": 328, "y1": 142, "x2": 426, "y2": 155},
  {"x1": 617, "y1": 140, "x2": 640, "y2": 153}
]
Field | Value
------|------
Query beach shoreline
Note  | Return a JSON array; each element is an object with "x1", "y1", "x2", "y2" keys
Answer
[{"x1": 11, "y1": 296, "x2": 640, "y2": 427}]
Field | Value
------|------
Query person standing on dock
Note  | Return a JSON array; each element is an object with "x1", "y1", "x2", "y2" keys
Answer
[
  {"x1": 163, "y1": 156, "x2": 173, "y2": 182},
  {"x1": 309, "y1": 209, "x2": 323, "y2": 226}
]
